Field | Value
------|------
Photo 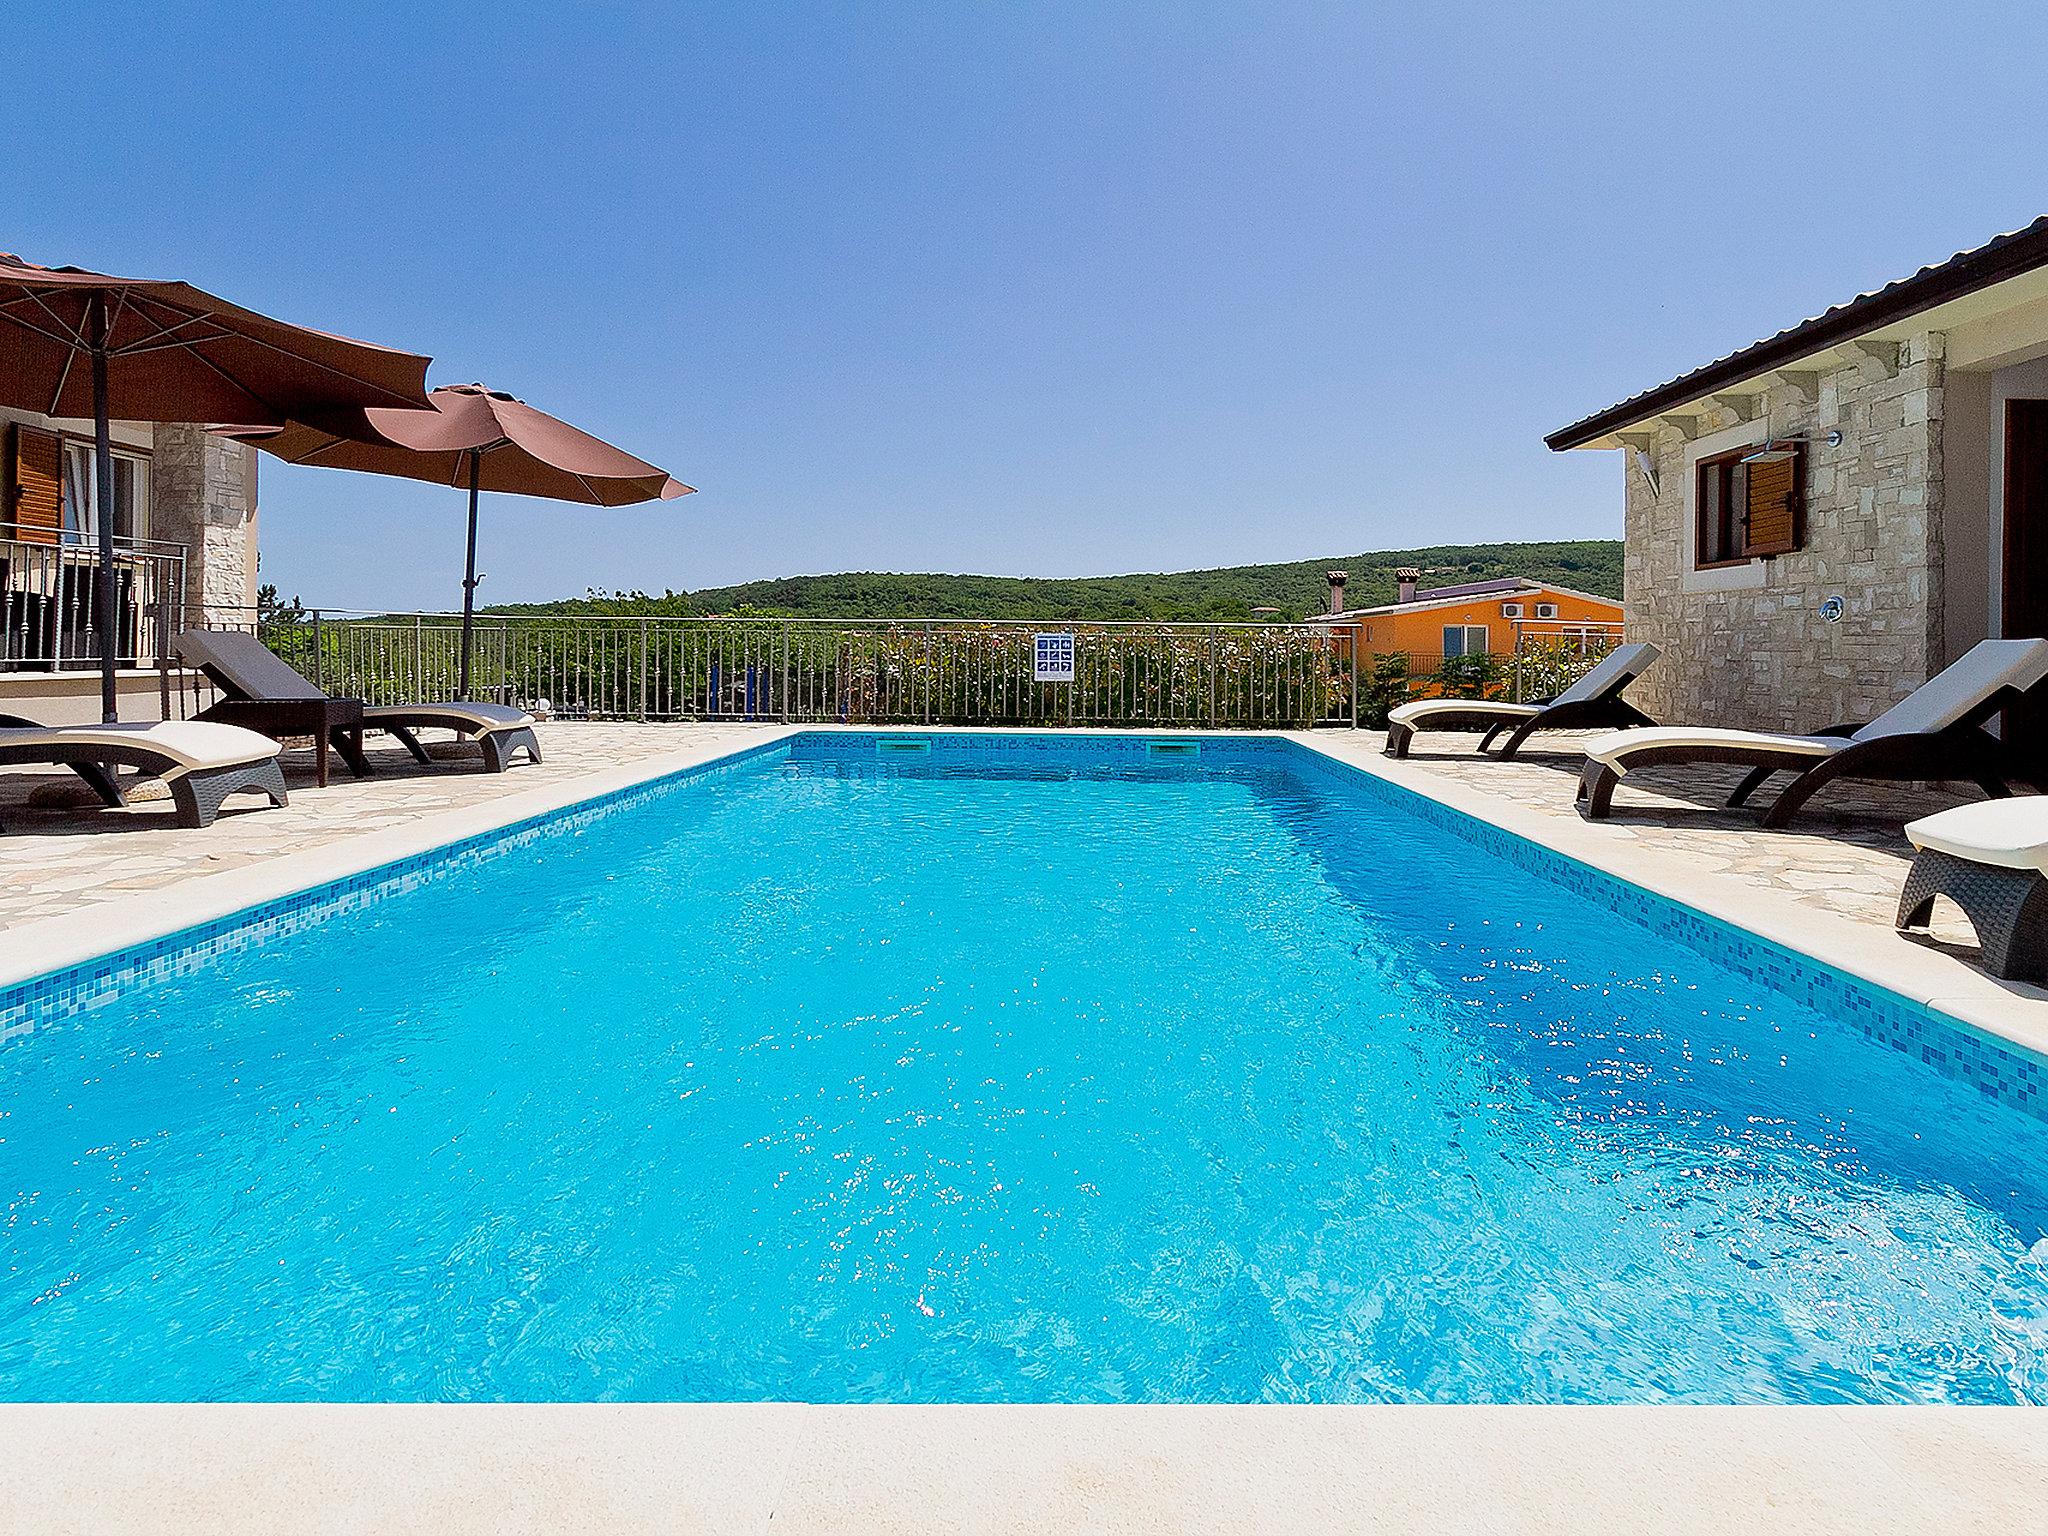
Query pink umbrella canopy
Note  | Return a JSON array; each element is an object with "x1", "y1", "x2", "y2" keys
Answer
[
  {"x1": 226, "y1": 385, "x2": 693, "y2": 694},
  {"x1": 0, "y1": 253, "x2": 435, "y2": 719}
]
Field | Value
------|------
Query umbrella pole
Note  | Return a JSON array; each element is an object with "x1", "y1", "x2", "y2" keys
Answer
[
  {"x1": 88, "y1": 294, "x2": 119, "y2": 724},
  {"x1": 459, "y1": 449, "x2": 481, "y2": 699}
]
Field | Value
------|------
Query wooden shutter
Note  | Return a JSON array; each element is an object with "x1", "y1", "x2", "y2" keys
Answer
[
  {"x1": 1742, "y1": 444, "x2": 1802, "y2": 556},
  {"x1": 5, "y1": 423, "x2": 62, "y2": 545}
]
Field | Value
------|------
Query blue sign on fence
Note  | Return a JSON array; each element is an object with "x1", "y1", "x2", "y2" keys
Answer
[{"x1": 1033, "y1": 632, "x2": 1076, "y2": 683}]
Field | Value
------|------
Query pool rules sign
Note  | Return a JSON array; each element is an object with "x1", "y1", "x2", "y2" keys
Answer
[{"x1": 1033, "y1": 632, "x2": 1076, "y2": 683}]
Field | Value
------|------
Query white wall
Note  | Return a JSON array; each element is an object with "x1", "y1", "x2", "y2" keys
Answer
[
  {"x1": 0, "y1": 672, "x2": 176, "y2": 726},
  {"x1": 1942, "y1": 369, "x2": 1992, "y2": 661},
  {"x1": 0, "y1": 404, "x2": 153, "y2": 454},
  {"x1": 1947, "y1": 353, "x2": 2048, "y2": 654}
]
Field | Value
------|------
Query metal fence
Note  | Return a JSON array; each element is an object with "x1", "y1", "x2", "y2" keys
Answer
[
  {"x1": 175, "y1": 610, "x2": 1623, "y2": 730},
  {"x1": 0, "y1": 536, "x2": 187, "y2": 672}
]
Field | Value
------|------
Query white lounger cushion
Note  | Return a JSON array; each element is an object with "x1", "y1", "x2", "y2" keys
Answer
[
  {"x1": 0, "y1": 720, "x2": 279, "y2": 776},
  {"x1": 1388, "y1": 641, "x2": 1663, "y2": 729},
  {"x1": 1550, "y1": 641, "x2": 1661, "y2": 706},
  {"x1": 1387, "y1": 698, "x2": 1540, "y2": 726},
  {"x1": 1583, "y1": 726, "x2": 1842, "y2": 773},
  {"x1": 1906, "y1": 797, "x2": 2048, "y2": 875},
  {"x1": 361, "y1": 703, "x2": 535, "y2": 733},
  {"x1": 1853, "y1": 638, "x2": 2048, "y2": 741},
  {"x1": 1585, "y1": 637, "x2": 2048, "y2": 776}
]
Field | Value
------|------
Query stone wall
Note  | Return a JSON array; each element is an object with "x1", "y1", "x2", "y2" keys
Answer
[
  {"x1": 1621, "y1": 330, "x2": 1945, "y2": 733},
  {"x1": 151, "y1": 424, "x2": 258, "y2": 626}
]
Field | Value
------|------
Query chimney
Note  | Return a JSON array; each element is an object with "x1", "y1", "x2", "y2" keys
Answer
[
  {"x1": 1325, "y1": 570, "x2": 1348, "y2": 615},
  {"x1": 1396, "y1": 567, "x2": 1421, "y2": 604}
]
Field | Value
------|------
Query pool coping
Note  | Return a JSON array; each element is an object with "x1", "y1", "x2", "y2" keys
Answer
[{"x1": 1, "y1": 1402, "x2": 2041, "y2": 1532}]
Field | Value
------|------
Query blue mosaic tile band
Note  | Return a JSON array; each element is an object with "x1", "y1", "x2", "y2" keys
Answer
[
  {"x1": 785, "y1": 731, "x2": 1258, "y2": 762},
  {"x1": 0, "y1": 736, "x2": 790, "y2": 1047},
  {"x1": 3, "y1": 728, "x2": 2041, "y2": 1123},
  {"x1": 1278, "y1": 741, "x2": 2048, "y2": 1120}
]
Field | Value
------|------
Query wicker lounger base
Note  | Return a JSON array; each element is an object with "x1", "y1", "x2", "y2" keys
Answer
[
  {"x1": 1896, "y1": 847, "x2": 2048, "y2": 982},
  {"x1": 368, "y1": 714, "x2": 542, "y2": 774},
  {"x1": 0, "y1": 742, "x2": 287, "y2": 831},
  {"x1": 168, "y1": 757, "x2": 291, "y2": 829}
]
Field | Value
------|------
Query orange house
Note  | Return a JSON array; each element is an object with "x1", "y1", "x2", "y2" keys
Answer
[{"x1": 1315, "y1": 570, "x2": 1623, "y2": 668}]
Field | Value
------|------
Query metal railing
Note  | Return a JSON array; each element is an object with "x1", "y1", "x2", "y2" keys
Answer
[
  {"x1": 173, "y1": 610, "x2": 1624, "y2": 731},
  {"x1": 1506, "y1": 621, "x2": 1628, "y2": 702},
  {"x1": 0, "y1": 535, "x2": 188, "y2": 673}
]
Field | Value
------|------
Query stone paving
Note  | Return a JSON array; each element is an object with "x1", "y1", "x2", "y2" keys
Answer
[
  {"x1": 1315, "y1": 729, "x2": 1985, "y2": 950},
  {"x1": 0, "y1": 722, "x2": 778, "y2": 930},
  {"x1": 0, "y1": 721, "x2": 1993, "y2": 955}
]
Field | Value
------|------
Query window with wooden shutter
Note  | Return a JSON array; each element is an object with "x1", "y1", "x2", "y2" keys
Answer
[
  {"x1": 1741, "y1": 444, "x2": 1803, "y2": 557},
  {"x1": 5, "y1": 423, "x2": 62, "y2": 545},
  {"x1": 1695, "y1": 449, "x2": 1748, "y2": 567}
]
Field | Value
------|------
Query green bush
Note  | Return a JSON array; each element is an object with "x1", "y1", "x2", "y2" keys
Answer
[
  {"x1": 1432, "y1": 652, "x2": 1505, "y2": 699},
  {"x1": 1354, "y1": 652, "x2": 1414, "y2": 728}
]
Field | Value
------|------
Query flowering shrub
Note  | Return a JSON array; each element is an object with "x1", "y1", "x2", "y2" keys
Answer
[{"x1": 254, "y1": 613, "x2": 1615, "y2": 730}]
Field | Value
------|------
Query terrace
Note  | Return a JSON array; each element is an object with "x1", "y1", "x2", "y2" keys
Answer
[
  {"x1": 0, "y1": 530, "x2": 186, "y2": 675},
  {"x1": 0, "y1": 718, "x2": 1974, "y2": 927},
  {"x1": 6, "y1": 712, "x2": 2039, "y2": 1055}
]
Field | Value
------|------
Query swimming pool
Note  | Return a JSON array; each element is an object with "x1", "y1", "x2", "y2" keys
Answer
[{"x1": 3, "y1": 732, "x2": 2046, "y2": 1403}]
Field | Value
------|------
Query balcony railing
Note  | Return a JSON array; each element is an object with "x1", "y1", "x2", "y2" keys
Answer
[
  {"x1": 176, "y1": 610, "x2": 1624, "y2": 731},
  {"x1": 0, "y1": 535, "x2": 189, "y2": 673}
]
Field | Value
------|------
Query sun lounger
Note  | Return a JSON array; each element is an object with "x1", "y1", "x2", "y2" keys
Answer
[
  {"x1": 1884, "y1": 798, "x2": 2048, "y2": 978},
  {"x1": 175, "y1": 630, "x2": 542, "y2": 780},
  {"x1": 1576, "y1": 638, "x2": 2048, "y2": 827},
  {"x1": 0, "y1": 716, "x2": 286, "y2": 830},
  {"x1": 1895, "y1": 797, "x2": 2048, "y2": 982},
  {"x1": 1384, "y1": 642, "x2": 1661, "y2": 760}
]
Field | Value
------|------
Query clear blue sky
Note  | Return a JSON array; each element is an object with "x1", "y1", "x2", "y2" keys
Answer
[{"x1": 15, "y1": 2, "x2": 2048, "y2": 608}]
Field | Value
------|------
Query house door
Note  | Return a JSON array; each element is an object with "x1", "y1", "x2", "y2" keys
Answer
[{"x1": 2003, "y1": 399, "x2": 2048, "y2": 762}]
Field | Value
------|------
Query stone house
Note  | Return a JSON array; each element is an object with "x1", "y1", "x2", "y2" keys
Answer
[
  {"x1": 1547, "y1": 215, "x2": 2048, "y2": 747},
  {"x1": 1, "y1": 406, "x2": 257, "y2": 721}
]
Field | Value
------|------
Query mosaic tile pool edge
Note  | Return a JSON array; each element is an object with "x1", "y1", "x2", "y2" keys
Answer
[
  {"x1": 786, "y1": 728, "x2": 2048, "y2": 1116},
  {"x1": 0, "y1": 737, "x2": 793, "y2": 1047},
  {"x1": 1277, "y1": 740, "x2": 2048, "y2": 1121},
  {"x1": 3, "y1": 727, "x2": 2042, "y2": 1122}
]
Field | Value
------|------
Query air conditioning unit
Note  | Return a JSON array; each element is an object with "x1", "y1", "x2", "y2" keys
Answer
[
  {"x1": 1499, "y1": 602, "x2": 1524, "y2": 618},
  {"x1": 1535, "y1": 602, "x2": 1559, "y2": 619}
]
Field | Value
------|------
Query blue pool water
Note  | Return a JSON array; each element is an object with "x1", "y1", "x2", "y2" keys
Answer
[{"x1": 4, "y1": 735, "x2": 2048, "y2": 1403}]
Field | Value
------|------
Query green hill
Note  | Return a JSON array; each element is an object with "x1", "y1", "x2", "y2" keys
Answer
[{"x1": 499, "y1": 540, "x2": 1622, "y2": 623}]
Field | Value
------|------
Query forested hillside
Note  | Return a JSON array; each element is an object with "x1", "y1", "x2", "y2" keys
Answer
[{"x1": 496, "y1": 540, "x2": 1622, "y2": 622}]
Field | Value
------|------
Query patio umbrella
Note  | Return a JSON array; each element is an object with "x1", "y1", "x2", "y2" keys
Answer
[
  {"x1": 223, "y1": 384, "x2": 693, "y2": 697},
  {"x1": 0, "y1": 254, "x2": 434, "y2": 720}
]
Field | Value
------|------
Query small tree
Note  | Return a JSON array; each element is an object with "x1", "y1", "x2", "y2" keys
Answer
[
  {"x1": 256, "y1": 583, "x2": 307, "y2": 625},
  {"x1": 1354, "y1": 651, "x2": 1414, "y2": 727},
  {"x1": 1433, "y1": 650, "x2": 1505, "y2": 700}
]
